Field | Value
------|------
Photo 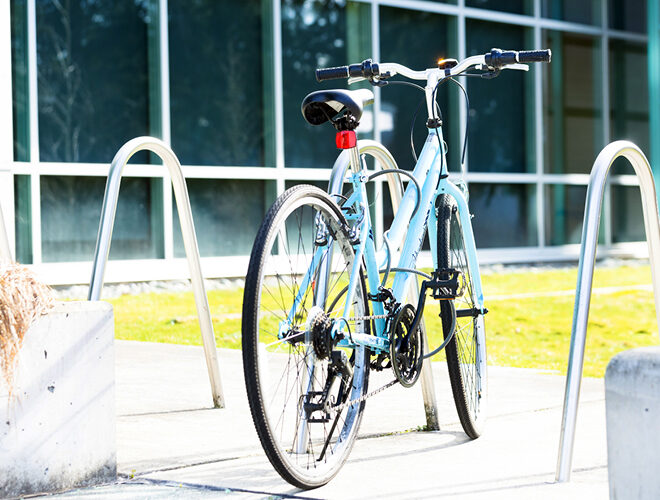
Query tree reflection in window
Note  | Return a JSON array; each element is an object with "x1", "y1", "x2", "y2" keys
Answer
[{"x1": 37, "y1": 0, "x2": 150, "y2": 163}]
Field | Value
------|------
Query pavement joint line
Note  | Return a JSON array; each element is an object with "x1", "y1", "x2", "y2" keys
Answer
[
  {"x1": 407, "y1": 464, "x2": 608, "y2": 498},
  {"x1": 130, "y1": 477, "x2": 322, "y2": 499},
  {"x1": 118, "y1": 453, "x2": 264, "y2": 477},
  {"x1": 118, "y1": 406, "x2": 218, "y2": 418}
]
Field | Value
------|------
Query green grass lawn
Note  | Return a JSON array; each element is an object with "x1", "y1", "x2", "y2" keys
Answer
[{"x1": 107, "y1": 264, "x2": 658, "y2": 378}]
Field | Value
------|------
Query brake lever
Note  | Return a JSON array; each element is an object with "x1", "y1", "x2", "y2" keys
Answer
[
  {"x1": 348, "y1": 76, "x2": 367, "y2": 85},
  {"x1": 503, "y1": 63, "x2": 529, "y2": 71}
]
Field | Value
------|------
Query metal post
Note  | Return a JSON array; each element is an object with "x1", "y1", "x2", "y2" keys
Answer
[
  {"x1": 88, "y1": 136, "x2": 225, "y2": 409},
  {"x1": 329, "y1": 140, "x2": 441, "y2": 431},
  {"x1": 0, "y1": 199, "x2": 11, "y2": 262},
  {"x1": 556, "y1": 140, "x2": 660, "y2": 481}
]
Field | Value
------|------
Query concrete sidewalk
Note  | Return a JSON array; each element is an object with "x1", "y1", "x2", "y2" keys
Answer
[{"x1": 52, "y1": 340, "x2": 608, "y2": 499}]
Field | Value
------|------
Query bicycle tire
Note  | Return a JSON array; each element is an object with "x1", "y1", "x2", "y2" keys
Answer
[
  {"x1": 242, "y1": 184, "x2": 370, "y2": 489},
  {"x1": 436, "y1": 193, "x2": 488, "y2": 438}
]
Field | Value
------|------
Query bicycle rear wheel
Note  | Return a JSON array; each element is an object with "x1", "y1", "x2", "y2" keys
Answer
[
  {"x1": 436, "y1": 194, "x2": 488, "y2": 438},
  {"x1": 242, "y1": 184, "x2": 370, "y2": 489}
]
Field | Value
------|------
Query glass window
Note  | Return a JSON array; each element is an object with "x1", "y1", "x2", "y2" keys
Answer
[
  {"x1": 380, "y1": 7, "x2": 456, "y2": 171},
  {"x1": 609, "y1": 0, "x2": 646, "y2": 33},
  {"x1": 466, "y1": 0, "x2": 530, "y2": 15},
  {"x1": 282, "y1": 1, "x2": 371, "y2": 169},
  {"x1": 41, "y1": 176, "x2": 163, "y2": 262},
  {"x1": 610, "y1": 39, "x2": 649, "y2": 175},
  {"x1": 544, "y1": 184, "x2": 587, "y2": 245},
  {"x1": 466, "y1": 20, "x2": 533, "y2": 173},
  {"x1": 11, "y1": 0, "x2": 29, "y2": 162},
  {"x1": 169, "y1": 1, "x2": 265, "y2": 166},
  {"x1": 470, "y1": 184, "x2": 537, "y2": 248},
  {"x1": 541, "y1": 0, "x2": 601, "y2": 25},
  {"x1": 36, "y1": 1, "x2": 151, "y2": 163},
  {"x1": 14, "y1": 175, "x2": 31, "y2": 264},
  {"x1": 173, "y1": 179, "x2": 269, "y2": 257},
  {"x1": 611, "y1": 185, "x2": 645, "y2": 242},
  {"x1": 543, "y1": 31, "x2": 603, "y2": 174}
]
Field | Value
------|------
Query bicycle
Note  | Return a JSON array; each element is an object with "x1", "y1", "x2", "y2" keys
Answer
[{"x1": 242, "y1": 47, "x2": 551, "y2": 489}]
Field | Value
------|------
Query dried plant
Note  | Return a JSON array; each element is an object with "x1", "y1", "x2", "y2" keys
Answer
[{"x1": 0, "y1": 263, "x2": 54, "y2": 393}]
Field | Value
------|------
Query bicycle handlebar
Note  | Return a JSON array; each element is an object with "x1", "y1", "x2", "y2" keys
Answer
[
  {"x1": 315, "y1": 48, "x2": 551, "y2": 82},
  {"x1": 316, "y1": 59, "x2": 381, "y2": 82},
  {"x1": 484, "y1": 48, "x2": 551, "y2": 68}
]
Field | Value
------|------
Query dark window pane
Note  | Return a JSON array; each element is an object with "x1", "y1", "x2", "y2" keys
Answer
[
  {"x1": 543, "y1": 31, "x2": 603, "y2": 174},
  {"x1": 36, "y1": 1, "x2": 150, "y2": 163},
  {"x1": 541, "y1": 0, "x2": 600, "y2": 25},
  {"x1": 466, "y1": 20, "x2": 533, "y2": 173},
  {"x1": 174, "y1": 179, "x2": 268, "y2": 257},
  {"x1": 470, "y1": 184, "x2": 537, "y2": 248},
  {"x1": 466, "y1": 0, "x2": 530, "y2": 15},
  {"x1": 14, "y1": 174, "x2": 31, "y2": 264},
  {"x1": 380, "y1": 7, "x2": 456, "y2": 171},
  {"x1": 282, "y1": 1, "x2": 371, "y2": 168},
  {"x1": 11, "y1": 0, "x2": 29, "y2": 162},
  {"x1": 611, "y1": 185, "x2": 645, "y2": 242},
  {"x1": 169, "y1": 1, "x2": 265, "y2": 166},
  {"x1": 609, "y1": 0, "x2": 646, "y2": 33},
  {"x1": 610, "y1": 40, "x2": 648, "y2": 174},
  {"x1": 544, "y1": 184, "x2": 586, "y2": 245},
  {"x1": 41, "y1": 176, "x2": 163, "y2": 262}
]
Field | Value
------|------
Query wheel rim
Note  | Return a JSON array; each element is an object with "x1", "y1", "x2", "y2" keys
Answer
[{"x1": 251, "y1": 193, "x2": 368, "y2": 484}]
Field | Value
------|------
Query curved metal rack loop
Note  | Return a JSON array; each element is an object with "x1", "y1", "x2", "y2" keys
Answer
[
  {"x1": 556, "y1": 140, "x2": 660, "y2": 482},
  {"x1": 88, "y1": 136, "x2": 225, "y2": 408}
]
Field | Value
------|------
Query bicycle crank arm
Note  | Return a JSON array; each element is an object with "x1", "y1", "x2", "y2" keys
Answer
[{"x1": 337, "y1": 332, "x2": 389, "y2": 352}]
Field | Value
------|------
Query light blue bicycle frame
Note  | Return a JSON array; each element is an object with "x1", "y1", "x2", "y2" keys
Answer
[{"x1": 279, "y1": 121, "x2": 486, "y2": 355}]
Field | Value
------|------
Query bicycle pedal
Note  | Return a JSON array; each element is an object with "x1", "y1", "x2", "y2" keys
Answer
[
  {"x1": 423, "y1": 269, "x2": 464, "y2": 300},
  {"x1": 303, "y1": 391, "x2": 332, "y2": 423}
]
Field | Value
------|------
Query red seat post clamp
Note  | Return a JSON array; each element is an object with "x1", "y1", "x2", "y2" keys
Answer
[{"x1": 336, "y1": 130, "x2": 357, "y2": 149}]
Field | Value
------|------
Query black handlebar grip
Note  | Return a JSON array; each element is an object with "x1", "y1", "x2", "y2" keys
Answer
[
  {"x1": 484, "y1": 48, "x2": 518, "y2": 68},
  {"x1": 316, "y1": 65, "x2": 350, "y2": 82},
  {"x1": 518, "y1": 49, "x2": 552, "y2": 63}
]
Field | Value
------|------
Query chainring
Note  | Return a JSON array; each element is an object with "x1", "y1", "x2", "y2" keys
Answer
[{"x1": 389, "y1": 303, "x2": 423, "y2": 388}]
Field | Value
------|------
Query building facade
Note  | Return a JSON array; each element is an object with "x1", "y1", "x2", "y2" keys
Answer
[{"x1": 0, "y1": 0, "x2": 657, "y2": 284}]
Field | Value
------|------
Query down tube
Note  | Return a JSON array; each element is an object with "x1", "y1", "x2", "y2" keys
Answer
[{"x1": 439, "y1": 182, "x2": 485, "y2": 310}]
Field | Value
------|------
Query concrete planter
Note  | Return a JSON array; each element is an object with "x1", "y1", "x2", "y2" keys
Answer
[
  {"x1": 605, "y1": 346, "x2": 660, "y2": 500},
  {"x1": 0, "y1": 301, "x2": 115, "y2": 497}
]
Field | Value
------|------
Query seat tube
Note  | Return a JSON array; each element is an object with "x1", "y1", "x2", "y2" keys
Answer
[{"x1": 315, "y1": 131, "x2": 361, "y2": 310}]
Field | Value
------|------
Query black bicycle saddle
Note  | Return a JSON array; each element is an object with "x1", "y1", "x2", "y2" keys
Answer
[{"x1": 301, "y1": 88, "x2": 374, "y2": 126}]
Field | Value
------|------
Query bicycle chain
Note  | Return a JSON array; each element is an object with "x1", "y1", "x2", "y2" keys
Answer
[
  {"x1": 326, "y1": 378, "x2": 399, "y2": 415},
  {"x1": 346, "y1": 314, "x2": 389, "y2": 322}
]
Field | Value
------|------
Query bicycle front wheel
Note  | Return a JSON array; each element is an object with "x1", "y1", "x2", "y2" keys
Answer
[
  {"x1": 436, "y1": 194, "x2": 488, "y2": 438},
  {"x1": 242, "y1": 184, "x2": 370, "y2": 489}
]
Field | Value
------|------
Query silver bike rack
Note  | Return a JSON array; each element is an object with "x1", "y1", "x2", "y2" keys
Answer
[
  {"x1": 556, "y1": 140, "x2": 660, "y2": 481},
  {"x1": 89, "y1": 136, "x2": 225, "y2": 408},
  {"x1": 0, "y1": 199, "x2": 11, "y2": 262},
  {"x1": 329, "y1": 140, "x2": 440, "y2": 430}
]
